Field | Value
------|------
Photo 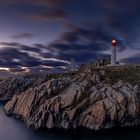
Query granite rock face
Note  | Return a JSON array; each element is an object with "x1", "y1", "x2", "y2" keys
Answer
[
  {"x1": 3, "y1": 68, "x2": 140, "y2": 130},
  {"x1": 0, "y1": 73, "x2": 52, "y2": 101},
  {"x1": 80, "y1": 58, "x2": 110, "y2": 72},
  {"x1": 95, "y1": 58, "x2": 111, "y2": 67}
]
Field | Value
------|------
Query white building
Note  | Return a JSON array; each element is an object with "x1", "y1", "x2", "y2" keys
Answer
[{"x1": 111, "y1": 39, "x2": 117, "y2": 65}]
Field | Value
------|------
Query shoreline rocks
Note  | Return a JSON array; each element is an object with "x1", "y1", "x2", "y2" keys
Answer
[{"x1": 2, "y1": 68, "x2": 140, "y2": 131}]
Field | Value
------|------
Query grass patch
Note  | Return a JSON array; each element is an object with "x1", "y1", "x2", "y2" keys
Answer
[{"x1": 97, "y1": 65, "x2": 140, "y2": 85}]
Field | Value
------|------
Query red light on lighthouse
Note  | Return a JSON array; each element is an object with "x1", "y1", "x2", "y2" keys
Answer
[{"x1": 112, "y1": 39, "x2": 117, "y2": 46}]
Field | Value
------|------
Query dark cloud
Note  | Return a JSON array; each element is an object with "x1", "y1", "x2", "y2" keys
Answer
[
  {"x1": 11, "y1": 32, "x2": 36, "y2": 39},
  {"x1": 1, "y1": 42, "x2": 41, "y2": 52},
  {"x1": 45, "y1": 28, "x2": 112, "y2": 63},
  {"x1": 53, "y1": 26, "x2": 126, "y2": 52},
  {"x1": 6, "y1": 0, "x2": 70, "y2": 26},
  {"x1": 41, "y1": 60, "x2": 69, "y2": 67},
  {"x1": 28, "y1": 9, "x2": 67, "y2": 22},
  {"x1": 0, "y1": 39, "x2": 111, "y2": 69},
  {"x1": 97, "y1": 0, "x2": 140, "y2": 43},
  {"x1": 0, "y1": 0, "x2": 60, "y2": 6},
  {"x1": 0, "y1": 42, "x2": 70, "y2": 69},
  {"x1": 119, "y1": 54, "x2": 140, "y2": 64}
]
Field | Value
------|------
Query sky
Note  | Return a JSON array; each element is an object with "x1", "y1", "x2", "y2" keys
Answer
[{"x1": 0, "y1": 0, "x2": 140, "y2": 72}]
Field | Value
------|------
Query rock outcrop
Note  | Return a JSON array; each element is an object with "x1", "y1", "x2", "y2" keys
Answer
[
  {"x1": 0, "y1": 73, "x2": 51, "y2": 101},
  {"x1": 2, "y1": 66, "x2": 140, "y2": 130},
  {"x1": 95, "y1": 58, "x2": 111, "y2": 67},
  {"x1": 79, "y1": 58, "x2": 111, "y2": 72}
]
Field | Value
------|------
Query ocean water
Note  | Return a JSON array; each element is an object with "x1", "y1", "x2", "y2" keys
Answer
[{"x1": 0, "y1": 105, "x2": 140, "y2": 140}]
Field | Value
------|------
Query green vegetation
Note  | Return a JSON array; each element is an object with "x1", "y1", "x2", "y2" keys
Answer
[{"x1": 99, "y1": 65, "x2": 140, "y2": 85}]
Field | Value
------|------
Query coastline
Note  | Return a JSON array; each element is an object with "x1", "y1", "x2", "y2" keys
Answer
[{"x1": 1, "y1": 64, "x2": 140, "y2": 131}]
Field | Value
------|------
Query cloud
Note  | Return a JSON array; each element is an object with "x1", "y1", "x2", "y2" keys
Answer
[
  {"x1": 11, "y1": 32, "x2": 36, "y2": 40},
  {"x1": 47, "y1": 43, "x2": 110, "y2": 63},
  {"x1": 54, "y1": 26, "x2": 127, "y2": 51},
  {"x1": 0, "y1": 42, "x2": 70, "y2": 69},
  {"x1": 0, "y1": 0, "x2": 60, "y2": 7},
  {"x1": 0, "y1": 0, "x2": 65, "y2": 19},
  {"x1": 1, "y1": 42, "x2": 41, "y2": 52},
  {"x1": 3, "y1": 0, "x2": 70, "y2": 26},
  {"x1": 45, "y1": 28, "x2": 112, "y2": 63},
  {"x1": 0, "y1": 38, "x2": 112, "y2": 69},
  {"x1": 28, "y1": 9, "x2": 67, "y2": 22},
  {"x1": 119, "y1": 54, "x2": 140, "y2": 64},
  {"x1": 97, "y1": 0, "x2": 140, "y2": 43}
]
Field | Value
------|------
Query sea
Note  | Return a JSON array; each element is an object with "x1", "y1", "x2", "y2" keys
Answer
[{"x1": 0, "y1": 104, "x2": 140, "y2": 140}]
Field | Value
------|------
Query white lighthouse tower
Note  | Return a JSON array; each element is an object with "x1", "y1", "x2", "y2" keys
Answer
[{"x1": 111, "y1": 39, "x2": 117, "y2": 65}]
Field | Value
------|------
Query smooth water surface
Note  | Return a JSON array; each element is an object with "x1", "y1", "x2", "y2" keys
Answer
[{"x1": 0, "y1": 105, "x2": 140, "y2": 140}]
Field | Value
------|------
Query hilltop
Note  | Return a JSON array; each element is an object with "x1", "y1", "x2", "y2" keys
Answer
[{"x1": 0, "y1": 64, "x2": 140, "y2": 130}]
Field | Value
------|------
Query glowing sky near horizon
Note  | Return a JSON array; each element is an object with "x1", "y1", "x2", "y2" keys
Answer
[{"x1": 0, "y1": 0, "x2": 140, "y2": 70}]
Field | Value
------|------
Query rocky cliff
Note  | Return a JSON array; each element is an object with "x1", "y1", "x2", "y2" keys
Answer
[{"x1": 2, "y1": 65, "x2": 140, "y2": 130}]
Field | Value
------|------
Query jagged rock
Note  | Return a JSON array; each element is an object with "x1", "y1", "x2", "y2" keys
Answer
[
  {"x1": 95, "y1": 58, "x2": 111, "y2": 67},
  {"x1": 2, "y1": 66, "x2": 140, "y2": 131},
  {"x1": 0, "y1": 73, "x2": 50, "y2": 101},
  {"x1": 79, "y1": 58, "x2": 110, "y2": 73},
  {"x1": 100, "y1": 70, "x2": 106, "y2": 76}
]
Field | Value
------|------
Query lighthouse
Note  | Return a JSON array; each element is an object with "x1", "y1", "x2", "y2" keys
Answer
[{"x1": 111, "y1": 39, "x2": 117, "y2": 65}]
